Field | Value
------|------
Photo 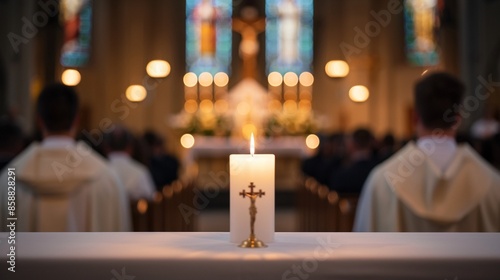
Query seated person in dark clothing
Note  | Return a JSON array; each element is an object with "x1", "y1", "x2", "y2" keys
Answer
[
  {"x1": 0, "y1": 119, "x2": 24, "y2": 170},
  {"x1": 376, "y1": 133, "x2": 396, "y2": 163},
  {"x1": 328, "y1": 128, "x2": 378, "y2": 194},
  {"x1": 301, "y1": 133, "x2": 344, "y2": 185},
  {"x1": 143, "y1": 130, "x2": 180, "y2": 191}
]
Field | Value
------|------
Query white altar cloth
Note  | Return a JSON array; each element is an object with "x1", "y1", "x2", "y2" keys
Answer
[{"x1": 1, "y1": 232, "x2": 499, "y2": 280}]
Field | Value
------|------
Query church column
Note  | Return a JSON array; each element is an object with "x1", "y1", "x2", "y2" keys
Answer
[{"x1": 0, "y1": 0, "x2": 37, "y2": 132}]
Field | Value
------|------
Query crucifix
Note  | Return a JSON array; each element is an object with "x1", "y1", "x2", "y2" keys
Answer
[
  {"x1": 238, "y1": 182, "x2": 267, "y2": 248},
  {"x1": 232, "y1": 13, "x2": 265, "y2": 79}
]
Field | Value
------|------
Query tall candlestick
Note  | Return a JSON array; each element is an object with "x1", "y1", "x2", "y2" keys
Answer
[{"x1": 230, "y1": 134, "x2": 275, "y2": 243}]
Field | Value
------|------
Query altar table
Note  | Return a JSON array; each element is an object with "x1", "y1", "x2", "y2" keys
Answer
[{"x1": 1, "y1": 232, "x2": 499, "y2": 280}]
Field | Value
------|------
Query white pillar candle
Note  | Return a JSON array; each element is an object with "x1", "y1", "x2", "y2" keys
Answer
[{"x1": 230, "y1": 134, "x2": 275, "y2": 243}]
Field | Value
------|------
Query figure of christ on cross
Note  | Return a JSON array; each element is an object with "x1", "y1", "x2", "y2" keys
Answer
[
  {"x1": 239, "y1": 182, "x2": 266, "y2": 240},
  {"x1": 232, "y1": 16, "x2": 265, "y2": 79}
]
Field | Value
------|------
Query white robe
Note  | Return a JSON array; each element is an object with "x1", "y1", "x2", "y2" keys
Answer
[
  {"x1": 0, "y1": 141, "x2": 131, "y2": 232},
  {"x1": 108, "y1": 152, "x2": 155, "y2": 200},
  {"x1": 354, "y1": 142, "x2": 500, "y2": 232}
]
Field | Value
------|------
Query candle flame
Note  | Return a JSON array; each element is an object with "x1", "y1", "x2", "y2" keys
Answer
[{"x1": 250, "y1": 133, "x2": 255, "y2": 156}]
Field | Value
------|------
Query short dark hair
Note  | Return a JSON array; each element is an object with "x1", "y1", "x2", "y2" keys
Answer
[
  {"x1": 37, "y1": 83, "x2": 79, "y2": 132},
  {"x1": 414, "y1": 72, "x2": 465, "y2": 129},
  {"x1": 381, "y1": 133, "x2": 395, "y2": 147},
  {"x1": 352, "y1": 128, "x2": 373, "y2": 149},
  {"x1": 105, "y1": 126, "x2": 134, "y2": 152}
]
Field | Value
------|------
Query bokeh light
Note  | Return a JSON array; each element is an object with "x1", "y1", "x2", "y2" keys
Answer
[
  {"x1": 146, "y1": 60, "x2": 171, "y2": 78},
  {"x1": 283, "y1": 72, "x2": 299, "y2": 87},
  {"x1": 268, "y1": 71, "x2": 283, "y2": 87},
  {"x1": 349, "y1": 85, "x2": 370, "y2": 102},
  {"x1": 125, "y1": 85, "x2": 147, "y2": 102},
  {"x1": 61, "y1": 69, "x2": 81, "y2": 86},
  {"x1": 283, "y1": 100, "x2": 297, "y2": 113},
  {"x1": 183, "y1": 72, "x2": 198, "y2": 87},
  {"x1": 184, "y1": 100, "x2": 198, "y2": 113},
  {"x1": 325, "y1": 60, "x2": 349, "y2": 78},
  {"x1": 198, "y1": 72, "x2": 213, "y2": 87},
  {"x1": 199, "y1": 99, "x2": 213, "y2": 113},
  {"x1": 214, "y1": 72, "x2": 229, "y2": 87},
  {"x1": 306, "y1": 134, "x2": 320, "y2": 149},
  {"x1": 268, "y1": 99, "x2": 282, "y2": 112},
  {"x1": 299, "y1": 72, "x2": 314, "y2": 87},
  {"x1": 299, "y1": 100, "x2": 312, "y2": 112},
  {"x1": 180, "y1": 134, "x2": 195, "y2": 149}
]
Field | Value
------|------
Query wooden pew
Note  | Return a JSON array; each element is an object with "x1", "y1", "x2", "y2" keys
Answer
[
  {"x1": 298, "y1": 177, "x2": 359, "y2": 232},
  {"x1": 130, "y1": 179, "x2": 198, "y2": 232},
  {"x1": 130, "y1": 199, "x2": 149, "y2": 231}
]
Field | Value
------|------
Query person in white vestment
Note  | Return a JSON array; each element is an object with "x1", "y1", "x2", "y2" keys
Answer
[
  {"x1": 354, "y1": 72, "x2": 500, "y2": 232},
  {"x1": 0, "y1": 84, "x2": 131, "y2": 231},
  {"x1": 104, "y1": 126, "x2": 155, "y2": 200}
]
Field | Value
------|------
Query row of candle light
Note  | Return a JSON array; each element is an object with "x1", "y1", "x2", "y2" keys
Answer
[
  {"x1": 183, "y1": 72, "x2": 229, "y2": 114},
  {"x1": 60, "y1": 59, "x2": 368, "y2": 103}
]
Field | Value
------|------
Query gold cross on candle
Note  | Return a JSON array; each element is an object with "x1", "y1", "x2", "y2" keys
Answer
[
  {"x1": 238, "y1": 182, "x2": 267, "y2": 248},
  {"x1": 239, "y1": 182, "x2": 265, "y2": 199}
]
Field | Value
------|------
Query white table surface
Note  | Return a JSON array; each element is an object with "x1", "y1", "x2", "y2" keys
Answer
[{"x1": 1, "y1": 232, "x2": 499, "y2": 280}]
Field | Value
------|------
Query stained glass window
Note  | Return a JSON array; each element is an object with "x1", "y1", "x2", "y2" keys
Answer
[
  {"x1": 60, "y1": 0, "x2": 92, "y2": 67},
  {"x1": 266, "y1": 0, "x2": 313, "y2": 75},
  {"x1": 186, "y1": 0, "x2": 232, "y2": 75},
  {"x1": 404, "y1": 0, "x2": 440, "y2": 66}
]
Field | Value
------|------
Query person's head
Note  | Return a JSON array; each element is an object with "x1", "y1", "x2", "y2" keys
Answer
[
  {"x1": 36, "y1": 83, "x2": 79, "y2": 137},
  {"x1": 347, "y1": 128, "x2": 373, "y2": 154},
  {"x1": 381, "y1": 133, "x2": 395, "y2": 149},
  {"x1": 104, "y1": 126, "x2": 134, "y2": 155},
  {"x1": 318, "y1": 133, "x2": 345, "y2": 158},
  {"x1": 143, "y1": 130, "x2": 165, "y2": 156},
  {"x1": 414, "y1": 72, "x2": 465, "y2": 135}
]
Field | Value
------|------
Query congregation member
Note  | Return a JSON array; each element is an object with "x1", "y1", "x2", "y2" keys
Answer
[
  {"x1": 0, "y1": 84, "x2": 130, "y2": 231},
  {"x1": 328, "y1": 128, "x2": 378, "y2": 194},
  {"x1": 376, "y1": 133, "x2": 397, "y2": 163},
  {"x1": 354, "y1": 72, "x2": 500, "y2": 232},
  {"x1": 301, "y1": 133, "x2": 344, "y2": 185},
  {"x1": 105, "y1": 126, "x2": 156, "y2": 200},
  {"x1": 143, "y1": 130, "x2": 180, "y2": 191}
]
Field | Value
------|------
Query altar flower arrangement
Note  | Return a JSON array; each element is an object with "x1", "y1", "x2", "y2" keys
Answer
[
  {"x1": 171, "y1": 111, "x2": 233, "y2": 137},
  {"x1": 264, "y1": 110, "x2": 320, "y2": 137}
]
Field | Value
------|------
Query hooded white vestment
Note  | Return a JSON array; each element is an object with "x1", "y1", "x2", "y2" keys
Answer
[
  {"x1": 354, "y1": 142, "x2": 500, "y2": 232},
  {"x1": 0, "y1": 139, "x2": 131, "y2": 232}
]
